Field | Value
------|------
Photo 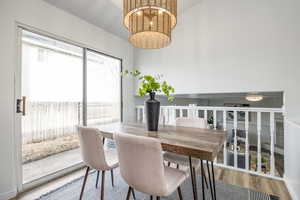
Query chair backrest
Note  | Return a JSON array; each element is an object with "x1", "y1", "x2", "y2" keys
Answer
[
  {"x1": 176, "y1": 117, "x2": 208, "y2": 129},
  {"x1": 114, "y1": 132, "x2": 167, "y2": 196},
  {"x1": 78, "y1": 126, "x2": 108, "y2": 170}
]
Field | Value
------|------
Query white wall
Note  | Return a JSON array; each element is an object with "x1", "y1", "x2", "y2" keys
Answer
[
  {"x1": 134, "y1": 0, "x2": 300, "y2": 121},
  {"x1": 285, "y1": 120, "x2": 300, "y2": 200},
  {"x1": 0, "y1": 0, "x2": 134, "y2": 199},
  {"x1": 134, "y1": 0, "x2": 300, "y2": 198}
]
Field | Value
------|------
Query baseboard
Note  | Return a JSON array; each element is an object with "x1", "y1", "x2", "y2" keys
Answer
[
  {"x1": 285, "y1": 174, "x2": 300, "y2": 200},
  {"x1": 0, "y1": 189, "x2": 17, "y2": 200}
]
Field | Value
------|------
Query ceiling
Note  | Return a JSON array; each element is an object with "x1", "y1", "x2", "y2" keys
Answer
[{"x1": 43, "y1": 0, "x2": 201, "y2": 40}]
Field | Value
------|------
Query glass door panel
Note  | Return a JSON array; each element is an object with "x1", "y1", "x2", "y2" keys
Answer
[
  {"x1": 86, "y1": 50, "x2": 121, "y2": 126},
  {"x1": 21, "y1": 30, "x2": 83, "y2": 184}
]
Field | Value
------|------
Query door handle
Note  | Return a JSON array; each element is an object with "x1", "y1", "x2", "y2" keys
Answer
[{"x1": 16, "y1": 96, "x2": 26, "y2": 116}]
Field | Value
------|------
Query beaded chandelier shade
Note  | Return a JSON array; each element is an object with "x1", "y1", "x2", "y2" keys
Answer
[{"x1": 124, "y1": 0, "x2": 177, "y2": 49}]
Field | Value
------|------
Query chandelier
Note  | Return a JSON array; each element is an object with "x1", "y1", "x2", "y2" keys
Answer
[{"x1": 123, "y1": 0, "x2": 177, "y2": 49}]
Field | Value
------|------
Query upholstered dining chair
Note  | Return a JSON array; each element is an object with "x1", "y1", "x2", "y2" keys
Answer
[
  {"x1": 175, "y1": 117, "x2": 209, "y2": 129},
  {"x1": 114, "y1": 132, "x2": 188, "y2": 200},
  {"x1": 78, "y1": 127, "x2": 119, "y2": 200},
  {"x1": 163, "y1": 117, "x2": 209, "y2": 197}
]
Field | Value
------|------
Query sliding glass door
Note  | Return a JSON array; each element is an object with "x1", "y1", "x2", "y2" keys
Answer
[{"x1": 19, "y1": 28, "x2": 122, "y2": 186}]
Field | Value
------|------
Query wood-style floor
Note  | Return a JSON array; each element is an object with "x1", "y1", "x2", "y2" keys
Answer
[
  {"x1": 213, "y1": 166, "x2": 291, "y2": 200},
  {"x1": 14, "y1": 166, "x2": 291, "y2": 200}
]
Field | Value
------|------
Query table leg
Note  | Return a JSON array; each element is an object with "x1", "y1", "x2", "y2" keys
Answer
[
  {"x1": 189, "y1": 156, "x2": 198, "y2": 200},
  {"x1": 200, "y1": 160, "x2": 206, "y2": 200},
  {"x1": 206, "y1": 161, "x2": 214, "y2": 200},
  {"x1": 212, "y1": 161, "x2": 217, "y2": 200}
]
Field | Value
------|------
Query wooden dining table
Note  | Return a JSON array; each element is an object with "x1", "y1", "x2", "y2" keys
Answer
[{"x1": 93, "y1": 122, "x2": 226, "y2": 200}]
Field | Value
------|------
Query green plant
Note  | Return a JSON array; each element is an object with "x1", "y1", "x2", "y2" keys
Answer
[{"x1": 122, "y1": 69, "x2": 175, "y2": 102}]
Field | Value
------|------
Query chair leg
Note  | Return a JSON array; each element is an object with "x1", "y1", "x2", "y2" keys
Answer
[
  {"x1": 167, "y1": 162, "x2": 171, "y2": 167},
  {"x1": 177, "y1": 187, "x2": 183, "y2": 200},
  {"x1": 132, "y1": 188, "x2": 136, "y2": 200},
  {"x1": 79, "y1": 166, "x2": 90, "y2": 200},
  {"x1": 176, "y1": 164, "x2": 179, "y2": 169},
  {"x1": 96, "y1": 170, "x2": 100, "y2": 188},
  {"x1": 156, "y1": 197, "x2": 160, "y2": 200},
  {"x1": 110, "y1": 169, "x2": 114, "y2": 187},
  {"x1": 100, "y1": 171, "x2": 106, "y2": 200},
  {"x1": 126, "y1": 186, "x2": 132, "y2": 200},
  {"x1": 150, "y1": 195, "x2": 153, "y2": 200}
]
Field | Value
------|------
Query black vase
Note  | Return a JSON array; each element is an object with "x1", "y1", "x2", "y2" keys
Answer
[{"x1": 145, "y1": 92, "x2": 160, "y2": 131}]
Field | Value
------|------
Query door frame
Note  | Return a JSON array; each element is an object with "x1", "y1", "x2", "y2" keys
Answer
[
  {"x1": 14, "y1": 24, "x2": 23, "y2": 193},
  {"x1": 14, "y1": 23, "x2": 123, "y2": 192}
]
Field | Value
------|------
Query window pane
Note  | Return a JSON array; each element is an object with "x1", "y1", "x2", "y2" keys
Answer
[{"x1": 86, "y1": 51, "x2": 121, "y2": 126}]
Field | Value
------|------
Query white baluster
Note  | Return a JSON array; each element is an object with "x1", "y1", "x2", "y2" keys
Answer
[
  {"x1": 204, "y1": 110, "x2": 208, "y2": 120},
  {"x1": 234, "y1": 110, "x2": 238, "y2": 168},
  {"x1": 142, "y1": 107, "x2": 146, "y2": 123},
  {"x1": 173, "y1": 108, "x2": 177, "y2": 125},
  {"x1": 270, "y1": 112, "x2": 275, "y2": 176},
  {"x1": 159, "y1": 107, "x2": 164, "y2": 125},
  {"x1": 180, "y1": 109, "x2": 183, "y2": 118},
  {"x1": 188, "y1": 108, "x2": 196, "y2": 118},
  {"x1": 257, "y1": 112, "x2": 262, "y2": 173},
  {"x1": 165, "y1": 108, "x2": 169, "y2": 125},
  {"x1": 223, "y1": 110, "x2": 227, "y2": 165},
  {"x1": 193, "y1": 108, "x2": 197, "y2": 118},
  {"x1": 168, "y1": 108, "x2": 172, "y2": 125},
  {"x1": 187, "y1": 108, "x2": 191, "y2": 118},
  {"x1": 213, "y1": 109, "x2": 218, "y2": 163},
  {"x1": 162, "y1": 108, "x2": 166, "y2": 125},
  {"x1": 161, "y1": 107, "x2": 164, "y2": 125},
  {"x1": 213, "y1": 110, "x2": 217, "y2": 130},
  {"x1": 137, "y1": 107, "x2": 141, "y2": 122},
  {"x1": 245, "y1": 111, "x2": 249, "y2": 170}
]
